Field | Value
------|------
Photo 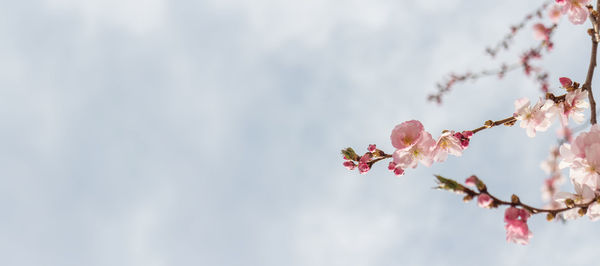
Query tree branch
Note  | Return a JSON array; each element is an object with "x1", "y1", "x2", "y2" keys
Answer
[{"x1": 583, "y1": 3, "x2": 600, "y2": 125}]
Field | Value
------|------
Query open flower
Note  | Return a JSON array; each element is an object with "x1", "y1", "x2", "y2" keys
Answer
[
  {"x1": 558, "y1": 0, "x2": 591, "y2": 25},
  {"x1": 504, "y1": 207, "x2": 533, "y2": 245},
  {"x1": 391, "y1": 120, "x2": 425, "y2": 150},
  {"x1": 432, "y1": 130, "x2": 463, "y2": 162},
  {"x1": 561, "y1": 88, "x2": 589, "y2": 124},
  {"x1": 392, "y1": 131, "x2": 435, "y2": 169},
  {"x1": 513, "y1": 97, "x2": 556, "y2": 137},
  {"x1": 559, "y1": 125, "x2": 600, "y2": 190},
  {"x1": 554, "y1": 182, "x2": 596, "y2": 220}
]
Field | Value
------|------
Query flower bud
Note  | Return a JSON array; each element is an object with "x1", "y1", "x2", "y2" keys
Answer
[
  {"x1": 511, "y1": 194, "x2": 520, "y2": 204},
  {"x1": 368, "y1": 144, "x2": 376, "y2": 153},
  {"x1": 546, "y1": 213, "x2": 555, "y2": 221},
  {"x1": 578, "y1": 207, "x2": 588, "y2": 216},
  {"x1": 565, "y1": 198, "x2": 575, "y2": 208}
]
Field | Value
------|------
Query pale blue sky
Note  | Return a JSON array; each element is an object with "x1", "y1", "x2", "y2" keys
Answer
[{"x1": 0, "y1": 0, "x2": 598, "y2": 265}]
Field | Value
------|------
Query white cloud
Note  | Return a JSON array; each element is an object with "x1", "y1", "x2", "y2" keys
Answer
[{"x1": 44, "y1": 0, "x2": 167, "y2": 34}]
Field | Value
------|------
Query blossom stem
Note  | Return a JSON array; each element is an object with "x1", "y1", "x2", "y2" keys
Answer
[
  {"x1": 442, "y1": 175, "x2": 600, "y2": 216},
  {"x1": 478, "y1": 190, "x2": 599, "y2": 215},
  {"x1": 471, "y1": 117, "x2": 516, "y2": 134},
  {"x1": 583, "y1": 2, "x2": 600, "y2": 125}
]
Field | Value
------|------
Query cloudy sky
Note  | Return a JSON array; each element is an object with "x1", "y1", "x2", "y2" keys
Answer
[{"x1": 1, "y1": 0, "x2": 599, "y2": 265}]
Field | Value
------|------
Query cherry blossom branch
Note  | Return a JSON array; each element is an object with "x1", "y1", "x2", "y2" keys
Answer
[
  {"x1": 485, "y1": 1, "x2": 553, "y2": 58},
  {"x1": 583, "y1": 3, "x2": 600, "y2": 125},
  {"x1": 429, "y1": 33, "x2": 556, "y2": 104},
  {"x1": 435, "y1": 175, "x2": 600, "y2": 219}
]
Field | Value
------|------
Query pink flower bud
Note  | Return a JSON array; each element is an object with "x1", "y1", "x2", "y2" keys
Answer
[
  {"x1": 368, "y1": 144, "x2": 376, "y2": 152},
  {"x1": 393, "y1": 167, "x2": 405, "y2": 176},
  {"x1": 559, "y1": 77, "x2": 572, "y2": 88},
  {"x1": 359, "y1": 153, "x2": 372, "y2": 163},
  {"x1": 477, "y1": 193, "x2": 493, "y2": 208},
  {"x1": 343, "y1": 161, "x2": 356, "y2": 170},
  {"x1": 465, "y1": 175, "x2": 477, "y2": 187},
  {"x1": 388, "y1": 162, "x2": 396, "y2": 170},
  {"x1": 358, "y1": 162, "x2": 370, "y2": 174},
  {"x1": 533, "y1": 23, "x2": 549, "y2": 41}
]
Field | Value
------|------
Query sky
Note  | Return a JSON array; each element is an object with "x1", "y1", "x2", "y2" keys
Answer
[{"x1": 0, "y1": 0, "x2": 599, "y2": 265}]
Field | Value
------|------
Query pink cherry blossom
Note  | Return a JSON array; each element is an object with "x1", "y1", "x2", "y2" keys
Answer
[
  {"x1": 477, "y1": 193, "x2": 493, "y2": 208},
  {"x1": 432, "y1": 131, "x2": 463, "y2": 162},
  {"x1": 540, "y1": 147, "x2": 566, "y2": 202},
  {"x1": 513, "y1": 97, "x2": 556, "y2": 137},
  {"x1": 548, "y1": 4, "x2": 563, "y2": 23},
  {"x1": 504, "y1": 207, "x2": 533, "y2": 245},
  {"x1": 555, "y1": 182, "x2": 595, "y2": 205},
  {"x1": 391, "y1": 120, "x2": 425, "y2": 150},
  {"x1": 587, "y1": 202, "x2": 600, "y2": 220},
  {"x1": 561, "y1": 88, "x2": 589, "y2": 124},
  {"x1": 560, "y1": 0, "x2": 591, "y2": 25},
  {"x1": 392, "y1": 131, "x2": 436, "y2": 169},
  {"x1": 559, "y1": 125, "x2": 600, "y2": 190},
  {"x1": 554, "y1": 182, "x2": 596, "y2": 220},
  {"x1": 533, "y1": 23, "x2": 550, "y2": 41},
  {"x1": 560, "y1": 125, "x2": 600, "y2": 163}
]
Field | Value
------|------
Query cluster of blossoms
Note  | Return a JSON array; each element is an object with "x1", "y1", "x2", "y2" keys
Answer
[
  {"x1": 387, "y1": 120, "x2": 471, "y2": 176},
  {"x1": 554, "y1": 0, "x2": 591, "y2": 25},
  {"x1": 342, "y1": 0, "x2": 600, "y2": 246},
  {"x1": 342, "y1": 144, "x2": 383, "y2": 174},
  {"x1": 436, "y1": 175, "x2": 534, "y2": 244},
  {"x1": 465, "y1": 176, "x2": 493, "y2": 208},
  {"x1": 504, "y1": 207, "x2": 533, "y2": 244},
  {"x1": 555, "y1": 124, "x2": 600, "y2": 220},
  {"x1": 513, "y1": 77, "x2": 589, "y2": 137},
  {"x1": 464, "y1": 176, "x2": 532, "y2": 244},
  {"x1": 540, "y1": 146, "x2": 566, "y2": 210}
]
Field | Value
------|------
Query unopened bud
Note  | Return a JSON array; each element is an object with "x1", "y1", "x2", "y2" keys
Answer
[
  {"x1": 578, "y1": 207, "x2": 588, "y2": 216},
  {"x1": 546, "y1": 213, "x2": 555, "y2": 221},
  {"x1": 588, "y1": 28, "x2": 595, "y2": 37},
  {"x1": 565, "y1": 198, "x2": 575, "y2": 208},
  {"x1": 484, "y1": 120, "x2": 494, "y2": 128},
  {"x1": 511, "y1": 194, "x2": 520, "y2": 204},
  {"x1": 373, "y1": 149, "x2": 384, "y2": 157}
]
